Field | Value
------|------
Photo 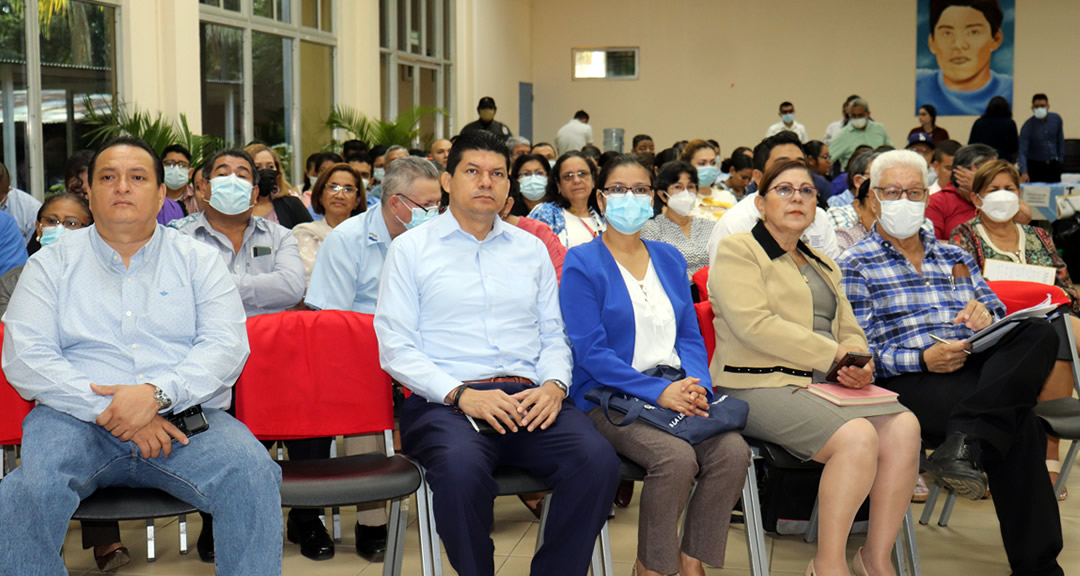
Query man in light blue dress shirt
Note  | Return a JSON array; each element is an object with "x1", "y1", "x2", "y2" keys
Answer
[
  {"x1": 0, "y1": 137, "x2": 282, "y2": 576},
  {"x1": 306, "y1": 156, "x2": 443, "y2": 314},
  {"x1": 0, "y1": 162, "x2": 43, "y2": 243},
  {"x1": 374, "y1": 131, "x2": 619, "y2": 576},
  {"x1": 305, "y1": 155, "x2": 443, "y2": 560}
]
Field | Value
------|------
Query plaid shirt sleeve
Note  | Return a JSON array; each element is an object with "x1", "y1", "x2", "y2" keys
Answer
[{"x1": 839, "y1": 253, "x2": 924, "y2": 377}]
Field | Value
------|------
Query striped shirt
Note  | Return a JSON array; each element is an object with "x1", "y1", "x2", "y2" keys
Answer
[{"x1": 837, "y1": 227, "x2": 1004, "y2": 378}]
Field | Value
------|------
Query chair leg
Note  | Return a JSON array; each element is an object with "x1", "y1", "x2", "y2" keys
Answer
[
  {"x1": 741, "y1": 455, "x2": 770, "y2": 576},
  {"x1": 893, "y1": 527, "x2": 908, "y2": 576},
  {"x1": 415, "y1": 476, "x2": 438, "y2": 576},
  {"x1": 533, "y1": 492, "x2": 553, "y2": 554},
  {"x1": 383, "y1": 499, "x2": 403, "y2": 576},
  {"x1": 589, "y1": 519, "x2": 612, "y2": 576},
  {"x1": 179, "y1": 514, "x2": 189, "y2": 555},
  {"x1": 427, "y1": 483, "x2": 443, "y2": 576},
  {"x1": 146, "y1": 519, "x2": 156, "y2": 563},
  {"x1": 332, "y1": 506, "x2": 342, "y2": 543},
  {"x1": 903, "y1": 507, "x2": 921, "y2": 576},
  {"x1": 938, "y1": 491, "x2": 956, "y2": 527},
  {"x1": 804, "y1": 497, "x2": 820, "y2": 543},
  {"x1": 1056, "y1": 439, "x2": 1078, "y2": 498},
  {"x1": 919, "y1": 482, "x2": 941, "y2": 525}
]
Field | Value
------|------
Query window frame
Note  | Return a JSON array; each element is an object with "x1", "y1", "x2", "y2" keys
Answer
[
  {"x1": 571, "y1": 47, "x2": 640, "y2": 81},
  {"x1": 379, "y1": 0, "x2": 453, "y2": 142}
]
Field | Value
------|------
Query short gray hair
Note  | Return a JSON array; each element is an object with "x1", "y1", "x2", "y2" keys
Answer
[
  {"x1": 384, "y1": 145, "x2": 408, "y2": 157},
  {"x1": 848, "y1": 97, "x2": 870, "y2": 113},
  {"x1": 506, "y1": 136, "x2": 531, "y2": 149},
  {"x1": 870, "y1": 150, "x2": 928, "y2": 189},
  {"x1": 381, "y1": 156, "x2": 441, "y2": 205}
]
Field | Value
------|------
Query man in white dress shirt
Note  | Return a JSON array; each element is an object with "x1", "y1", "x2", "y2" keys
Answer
[{"x1": 555, "y1": 110, "x2": 595, "y2": 154}]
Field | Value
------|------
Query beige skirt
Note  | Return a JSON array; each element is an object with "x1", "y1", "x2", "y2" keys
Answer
[{"x1": 718, "y1": 385, "x2": 909, "y2": 461}]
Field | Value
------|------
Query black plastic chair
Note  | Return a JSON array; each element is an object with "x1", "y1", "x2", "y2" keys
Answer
[{"x1": 72, "y1": 487, "x2": 197, "y2": 562}]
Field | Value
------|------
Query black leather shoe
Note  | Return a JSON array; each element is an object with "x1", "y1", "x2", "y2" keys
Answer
[
  {"x1": 925, "y1": 432, "x2": 988, "y2": 501},
  {"x1": 614, "y1": 479, "x2": 635, "y2": 508},
  {"x1": 287, "y1": 516, "x2": 335, "y2": 561},
  {"x1": 354, "y1": 523, "x2": 387, "y2": 562},
  {"x1": 196, "y1": 516, "x2": 215, "y2": 563}
]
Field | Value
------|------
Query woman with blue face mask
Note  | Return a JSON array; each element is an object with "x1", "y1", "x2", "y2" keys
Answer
[
  {"x1": 508, "y1": 153, "x2": 551, "y2": 217},
  {"x1": 679, "y1": 139, "x2": 737, "y2": 221},
  {"x1": 560, "y1": 154, "x2": 749, "y2": 576}
]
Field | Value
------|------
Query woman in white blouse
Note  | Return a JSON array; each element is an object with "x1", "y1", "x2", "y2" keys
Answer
[
  {"x1": 292, "y1": 163, "x2": 366, "y2": 285},
  {"x1": 527, "y1": 151, "x2": 607, "y2": 248}
]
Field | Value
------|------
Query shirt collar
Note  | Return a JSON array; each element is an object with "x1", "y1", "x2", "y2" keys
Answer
[
  {"x1": 89, "y1": 223, "x2": 163, "y2": 271},
  {"x1": 437, "y1": 208, "x2": 507, "y2": 242},
  {"x1": 193, "y1": 211, "x2": 265, "y2": 246},
  {"x1": 366, "y1": 206, "x2": 391, "y2": 245},
  {"x1": 751, "y1": 219, "x2": 832, "y2": 271},
  {"x1": 867, "y1": 224, "x2": 938, "y2": 258}
]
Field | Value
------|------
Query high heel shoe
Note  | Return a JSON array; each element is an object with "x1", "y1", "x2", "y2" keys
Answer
[
  {"x1": 851, "y1": 546, "x2": 869, "y2": 576},
  {"x1": 805, "y1": 559, "x2": 816, "y2": 576}
]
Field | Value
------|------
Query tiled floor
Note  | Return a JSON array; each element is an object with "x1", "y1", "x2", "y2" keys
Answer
[{"x1": 59, "y1": 441, "x2": 1078, "y2": 575}]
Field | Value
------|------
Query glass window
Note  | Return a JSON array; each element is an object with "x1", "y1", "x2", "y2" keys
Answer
[
  {"x1": 300, "y1": 0, "x2": 316, "y2": 28},
  {"x1": 251, "y1": 31, "x2": 290, "y2": 150},
  {"x1": 300, "y1": 41, "x2": 332, "y2": 170},
  {"x1": 223, "y1": 0, "x2": 241, "y2": 11},
  {"x1": 319, "y1": 0, "x2": 331, "y2": 32},
  {"x1": 199, "y1": 23, "x2": 243, "y2": 146},
  {"x1": 39, "y1": 0, "x2": 118, "y2": 191},
  {"x1": 379, "y1": 0, "x2": 388, "y2": 48},
  {"x1": 277, "y1": 0, "x2": 291, "y2": 23},
  {"x1": 419, "y1": 67, "x2": 436, "y2": 149},
  {"x1": 380, "y1": 0, "x2": 452, "y2": 141},
  {"x1": 572, "y1": 48, "x2": 639, "y2": 80},
  {"x1": 253, "y1": 0, "x2": 273, "y2": 19},
  {"x1": 0, "y1": 0, "x2": 29, "y2": 192}
]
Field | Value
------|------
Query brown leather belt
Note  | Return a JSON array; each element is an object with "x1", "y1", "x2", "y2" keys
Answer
[{"x1": 462, "y1": 376, "x2": 535, "y2": 386}]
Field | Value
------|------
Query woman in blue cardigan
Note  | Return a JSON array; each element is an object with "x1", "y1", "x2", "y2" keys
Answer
[{"x1": 560, "y1": 155, "x2": 749, "y2": 576}]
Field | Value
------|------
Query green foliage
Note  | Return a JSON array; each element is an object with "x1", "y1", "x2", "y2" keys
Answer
[
  {"x1": 82, "y1": 98, "x2": 224, "y2": 168},
  {"x1": 325, "y1": 105, "x2": 446, "y2": 149}
]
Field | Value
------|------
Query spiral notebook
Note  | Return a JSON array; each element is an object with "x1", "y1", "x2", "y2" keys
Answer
[{"x1": 807, "y1": 383, "x2": 899, "y2": 406}]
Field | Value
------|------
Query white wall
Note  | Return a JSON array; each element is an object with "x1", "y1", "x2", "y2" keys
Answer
[
  {"x1": 454, "y1": 0, "x2": 532, "y2": 137},
  {"x1": 120, "y1": 0, "x2": 203, "y2": 129}
]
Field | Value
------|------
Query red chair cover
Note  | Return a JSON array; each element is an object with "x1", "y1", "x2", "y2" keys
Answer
[
  {"x1": 235, "y1": 311, "x2": 393, "y2": 441},
  {"x1": 986, "y1": 280, "x2": 1070, "y2": 315},
  {"x1": 0, "y1": 325, "x2": 34, "y2": 445},
  {"x1": 692, "y1": 266, "x2": 710, "y2": 301},
  {"x1": 694, "y1": 301, "x2": 716, "y2": 364}
]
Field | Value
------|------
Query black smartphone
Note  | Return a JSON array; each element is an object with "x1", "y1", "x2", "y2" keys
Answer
[
  {"x1": 166, "y1": 405, "x2": 210, "y2": 440},
  {"x1": 825, "y1": 352, "x2": 873, "y2": 383}
]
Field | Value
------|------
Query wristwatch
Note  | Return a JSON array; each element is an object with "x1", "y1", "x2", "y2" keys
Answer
[
  {"x1": 151, "y1": 384, "x2": 173, "y2": 412},
  {"x1": 548, "y1": 379, "x2": 569, "y2": 397}
]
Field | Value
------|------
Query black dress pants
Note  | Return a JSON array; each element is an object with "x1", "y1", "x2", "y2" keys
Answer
[{"x1": 879, "y1": 319, "x2": 1063, "y2": 576}]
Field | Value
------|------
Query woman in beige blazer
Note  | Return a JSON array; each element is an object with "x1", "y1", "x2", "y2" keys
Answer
[{"x1": 709, "y1": 159, "x2": 921, "y2": 576}]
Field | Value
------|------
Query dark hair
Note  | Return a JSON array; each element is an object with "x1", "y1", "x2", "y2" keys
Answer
[
  {"x1": 544, "y1": 151, "x2": 599, "y2": 212},
  {"x1": 369, "y1": 145, "x2": 388, "y2": 159},
  {"x1": 305, "y1": 152, "x2": 321, "y2": 170},
  {"x1": 574, "y1": 110, "x2": 589, "y2": 121},
  {"x1": 1033, "y1": 93, "x2": 1049, "y2": 104},
  {"x1": 89, "y1": 136, "x2": 165, "y2": 187},
  {"x1": 803, "y1": 140, "x2": 827, "y2": 160},
  {"x1": 446, "y1": 129, "x2": 510, "y2": 176},
  {"x1": 779, "y1": 101, "x2": 794, "y2": 112},
  {"x1": 318, "y1": 151, "x2": 344, "y2": 166},
  {"x1": 596, "y1": 150, "x2": 619, "y2": 169},
  {"x1": 727, "y1": 153, "x2": 753, "y2": 174},
  {"x1": 408, "y1": 148, "x2": 427, "y2": 157},
  {"x1": 752, "y1": 131, "x2": 804, "y2": 172},
  {"x1": 632, "y1": 134, "x2": 653, "y2": 148},
  {"x1": 345, "y1": 152, "x2": 373, "y2": 166},
  {"x1": 707, "y1": 139, "x2": 720, "y2": 151},
  {"x1": 311, "y1": 163, "x2": 365, "y2": 216},
  {"x1": 759, "y1": 159, "x2": 815, "y2": 201},
  {"x1": 930, "y1": 0, "x2": 1003, "y2": 36},
  {"x1": 951, "y1": 143, "x2": 998, "y2": 186},
  {"x1": 162, "y1": 144, "x2": 192, "y2": 163},
  {"x1": 846, "y1": 151, "x2": 875, "y2": 192},
  {"x1": 655, "y1": 147, "x2": 680, "y2": 167},
  {"x1": 654, "y1": 160, "x2": 697, "y2": 212},
  {"x1": 854, "y1": 176, "x2": 873, "y2": 204},
  {"x1": 984, "y1": 95, "x2": 1012, "y2": 118},
  {"x1": 64, "y1": 149, "x2": 95, "y2": 183},
  {"x1": 596, "y1": 154, "x2": 655, "y2": 215},
  {"x1": 720, "y1": 146, "x2": 753, "y2": 172},
  {"x1": 918, "y1": 104, "x2": 938, "y2": 125},
  {"x1": 531, "y1": 142, "x2": 555, "y2": 153},
  {"x1": 343, "y1": 139, "x2": 368, "y2": 157},
  {"x1": 581, "y1": 144, "x2": 602, "y2": 161},
  {"x1": 932, "y1": 140, "x2": 962, "y2": 162},
  {"x1": 508, "y1": 154, "x2": 551, "y2": 216},
  {"x1": 679, "y1": 139, "x2": 716, "y2": 164},
  {"x1": 201, "y1": 148, "x2": 257, "y2": 181}
]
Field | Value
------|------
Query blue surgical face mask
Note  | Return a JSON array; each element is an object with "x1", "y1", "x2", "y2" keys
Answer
[
  {"x1": 696, "y1": 165, "x2": 720, "y2": 188},
  {"x1": 209, "y1": 173, "x2": 255, "y2": 215},
  {"x1": 394, "y1": 196, "x2": 440, "y2": 230},
  {"x1": 781, "y1": 113, "x2": 795, "y2": 124},
  {"x1": 38, "y1": 225, "x2": 65, "y2": 246},
  {"x1": 519, "y1": 174, "x2": 548, "y2": 201},
  {"x1": 604, "y1": 193, "x2": 654, "y2": 234},
  {"x1": 164, "y1": 165, "x2": 189, "y2": 190},
  {"x1": 373, "y1": 167, "x2": 386, "y2": 182}
]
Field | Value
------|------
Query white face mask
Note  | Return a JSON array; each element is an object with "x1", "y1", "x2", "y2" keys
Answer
[
  {"x1": 877, "y1": 198, "x2": 925, "y2": 239},
  {"x1": 1033, "y1": 107, "x2": 1049, "y2": 120},
  {"x1": 980, "y1": 190, "x2": 1020, "y2": 223},
  {"x1": 850, "y1": 117, "x2": 868, "y2": 130},
  {"x1": 666, "y1": 190, "x2": 697, "y2": 216}
]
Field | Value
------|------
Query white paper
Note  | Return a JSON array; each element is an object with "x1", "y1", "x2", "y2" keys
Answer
[
  {"x1": 967, "y1": 295, "x2": 1057, "y2": 353},
  {"x1": 982, "y1": 260, "x2": 1056, "y2": 285},
  {"x1": 1024, "y1": 186, "x2": 1052, "y2": 208}
]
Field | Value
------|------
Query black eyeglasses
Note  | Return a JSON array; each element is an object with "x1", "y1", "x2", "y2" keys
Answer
[
  {"x1": 873, "y1": 186, "x2": 928, "y2": 202},
  {"x1": 601, "y1": 185, "x2": 653, "y2": 196}
]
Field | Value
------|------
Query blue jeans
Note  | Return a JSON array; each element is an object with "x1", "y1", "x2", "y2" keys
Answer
[{"x1": 0, "y1": 405, "x2": 282, "y2": 576}]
